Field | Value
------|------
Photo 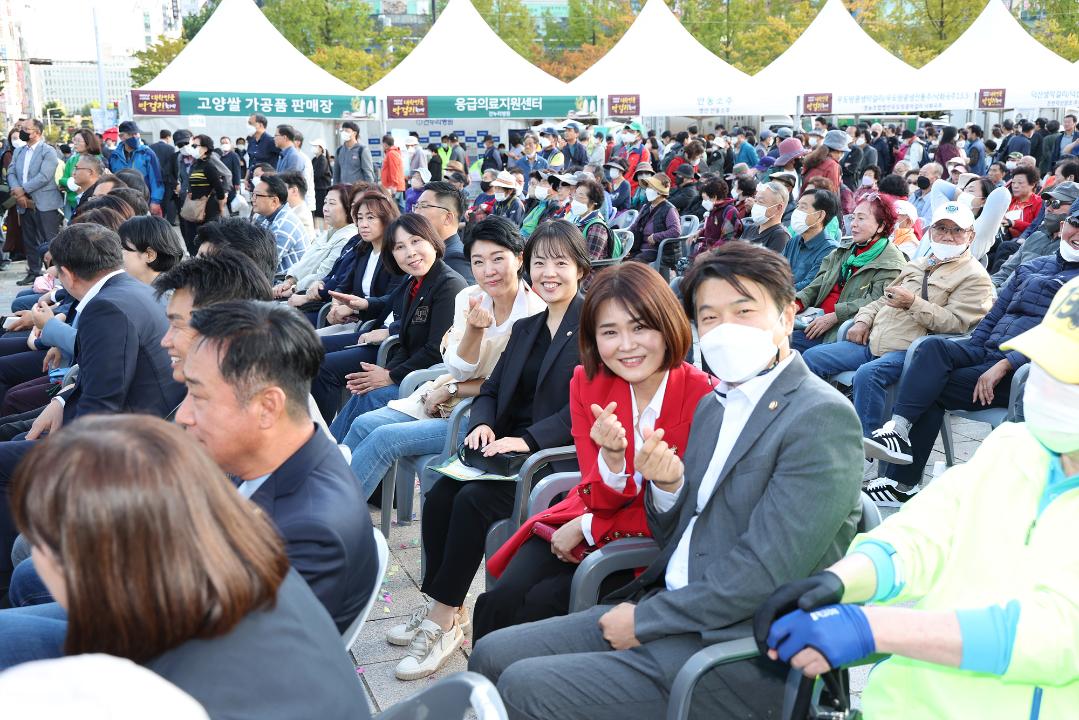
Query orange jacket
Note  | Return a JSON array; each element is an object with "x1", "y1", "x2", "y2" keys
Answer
[{"x1": 381, "y1": 145, "x2": 406, "y2": 192}]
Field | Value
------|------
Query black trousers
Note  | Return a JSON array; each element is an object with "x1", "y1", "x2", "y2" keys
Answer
[
  {"x1": 20, "y1": 209, "x2": 60, "y2": 275},
  {"x1": 886, "y1": 337, "x2": 1012, "y2": 487},
  {"x1": 421, "y1": 477, "x2": 516, "y2": 608},
  {"x1": 473, "y1": 535, "x2": 634, "y2": 643}
]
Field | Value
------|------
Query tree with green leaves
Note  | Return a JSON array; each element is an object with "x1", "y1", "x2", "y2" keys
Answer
[
  {"x1": 130, "y1": 35, "x2": 188, "y2": 87},
  {"x1": 183, "y1": 0, "x2": 222, "y2": 41},
  {"x1": 472, "y1": 0, "x2": 542, "y2": 62}
]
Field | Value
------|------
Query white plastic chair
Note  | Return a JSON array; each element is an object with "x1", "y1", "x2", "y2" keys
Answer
[{"x1": 342, "y1": 526, "x2": 389, "y2": 660}]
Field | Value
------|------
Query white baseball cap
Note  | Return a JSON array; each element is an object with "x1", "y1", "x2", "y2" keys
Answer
[{"x1": 930, "y1": 200, "x2": 976, "y2": 230}]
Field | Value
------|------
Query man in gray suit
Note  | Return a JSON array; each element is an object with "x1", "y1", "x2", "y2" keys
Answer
[
  {"x1": 470, "y1": 242, "x2": 864, "y2": 719},
  {"x1": 8, "y1": 118, "x2": 63, "y2": 285}
]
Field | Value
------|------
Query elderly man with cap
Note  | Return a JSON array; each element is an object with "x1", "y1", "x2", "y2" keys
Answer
[
  {"x1": 614, "y1": 122, "x2": 650, "y2": 191},
  {"x1": 757, "y1": 279, "x2": 1079, "y2": 720},
  {"x1": 514, "y1": 133, "x2": 549, "y2": 193},
  {"x1": 668, "y1": 163, "x2": 702, "y2": 217},
  {"x1": 108, "y1": 120, "x2": 164, "y2": 216},
  {"x1": 992, "y1": 181, "x2": 1079, "y2": 287},
  {"x1": 603, "y1": 157, "x2": 631, "y2": 213},
  {"x1": 538, "y1": 127, "x2": 565, "y2": 170},
  {"x1": 626, "y1": 173, "x2": 678, "y2": 263},
  {"x1": 561, "y1": 122, "x2": 588, "y2": 169},
  {"x1": 480, "y1": 134, "x2": 504, "y2": 172},
  {"x1": 404, "y1": 166, "x2": 431, "y2": 213},
  {"x1": 489, "y1": 170, "x2": 525, "y2": 225},
  {"x1": 803, "y1": 201, "x2": 994, "y2": 444}
]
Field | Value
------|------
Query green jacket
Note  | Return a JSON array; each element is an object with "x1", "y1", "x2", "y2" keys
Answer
[
  {"x1": 852, "y1": 423, "x2": 1079, "y2": 719},
  {"x1": 795, "y1": 240, "x2": 906, "y2": 343},
  {"x1": 58, "y1": 152, "x2": 80, "y2": 208}
]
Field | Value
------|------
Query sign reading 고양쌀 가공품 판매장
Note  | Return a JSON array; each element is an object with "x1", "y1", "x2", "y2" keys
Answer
[{"x1": 131, "y1": 90, "x2": 376, "y2": 118}]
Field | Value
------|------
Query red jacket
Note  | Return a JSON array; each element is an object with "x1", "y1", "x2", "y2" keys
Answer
[
  {"x1": 487, "y1": 362, "x2": 716, "y2": 578},
  {"x1": 381, "y1": 145, "x2": 406, "y2": 192}
]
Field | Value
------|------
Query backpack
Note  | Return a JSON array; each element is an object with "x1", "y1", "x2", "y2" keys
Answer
[{"x1": 583, "y1": 214, "x2": 621, "y2": 258}]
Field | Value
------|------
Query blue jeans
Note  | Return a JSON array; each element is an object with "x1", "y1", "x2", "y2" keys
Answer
[
  {"x1": 9, "y1": 557, "x2": 52, "y2": 606},
  {"x1": 10, "y1": 291, "x2": 42, "y2": 313},
  {"x1": 343, "y1": 406, "x2": 466, "y2": 501},
  {"x1": 802, "y1": 340, "x2": 906, "y2": 437},
  {"x1": 790, "y1": 329, "x2": 823, "y2": 353},
  {"x1": 328, "y1": 383, "x2": 398, "y2": 442},
  {"x1": 0, "y1": 602, "x2": 67, "y2": 671}
]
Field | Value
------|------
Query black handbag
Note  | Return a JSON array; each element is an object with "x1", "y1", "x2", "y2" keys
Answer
[{"x1": 457, "y1": 441, "x2": 529, "y2": 477}]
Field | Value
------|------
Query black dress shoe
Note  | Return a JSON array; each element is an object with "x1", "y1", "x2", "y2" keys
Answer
[{"x1": 15, "y1": 273, "x2": 39, "y2": 286}]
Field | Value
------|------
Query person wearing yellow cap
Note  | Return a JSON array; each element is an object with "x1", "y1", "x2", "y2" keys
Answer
[{"x1": 754, "y1": 276, "x2": 1079, "y2": 719}]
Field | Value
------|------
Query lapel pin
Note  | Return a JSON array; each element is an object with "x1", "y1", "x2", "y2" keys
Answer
[
  {"x1": 768, "y1": 400, "x2": 778, "y2": 411},
  {"x1": 566, "y1": 330, "x2": 573, "y2": 337}
]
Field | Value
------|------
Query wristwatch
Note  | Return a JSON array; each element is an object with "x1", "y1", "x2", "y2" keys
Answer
[{"x1": 446, "y1": 382, "x2": 459, "y2": 397}]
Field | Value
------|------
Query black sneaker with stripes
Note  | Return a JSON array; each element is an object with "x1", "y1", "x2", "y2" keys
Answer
[{"x1": 863, "y1": 420, "x2": 913, "y2": 464}]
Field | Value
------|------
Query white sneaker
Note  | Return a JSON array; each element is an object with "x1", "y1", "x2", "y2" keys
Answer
[
  {"x1": 386, "y1": 596, "x2": 434, "y2": 646},
  {"x1": 864, "y1": 476, "x2": 919, "y2": 508},
  {"x1": 394, "y1": 619, "x2": 463, "y2": 680},
  {"x1": 864, "y1": 420, "x2": 913, "y2": 464}
]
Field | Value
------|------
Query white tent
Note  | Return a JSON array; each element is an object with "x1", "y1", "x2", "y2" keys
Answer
[
  {"x1": 366, "y1": 0, "x2": 588, "y2": 119},
  {"x1": 568, "y1": 0, "x2": 752, "y2": 117},
  {"x1": 751, "y1": 0, "x2": 929, "y2": 115},
  {"x1": 917, "y1": 0, "x2": 1078, "y2": 110}
]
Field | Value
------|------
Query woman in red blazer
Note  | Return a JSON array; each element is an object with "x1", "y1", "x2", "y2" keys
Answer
[{"x1": 473, "y1": 263, "x2": 716, "y2": 641}]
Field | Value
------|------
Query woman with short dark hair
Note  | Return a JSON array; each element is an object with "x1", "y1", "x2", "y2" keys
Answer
[
  {"x1": 0, "y1": 416, "x2": 365, "y2": 718},
  {"x1": 475, "y1": 263, "x2": 716, "y2": 640},
  {"x1": 118, "y1": 215, "x2": 185, "y2": 284}
]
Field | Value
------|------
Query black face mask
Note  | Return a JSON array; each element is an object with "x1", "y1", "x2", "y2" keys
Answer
[
  {"x1": 18, "y1": 130, "x2": 30, "y2": 142},
  {"x1": 1043, "y1": 214, "x2": 1064, "y2": 237},
  {"x1": 480, "y1": 181, "x2": 493, "y2": 193}
]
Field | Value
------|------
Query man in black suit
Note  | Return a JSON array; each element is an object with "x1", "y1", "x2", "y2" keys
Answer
[
  {"x1": 415, "y1": 180, "x2": 474, "y2": 283},
  {"x1": 0, "y1": 223, "x2": 184, "y2": 591},
  {"x1": 149, "y1": 129, "x2": 180, "y2": 224},
  {"x1": 175, "y1": 300, "x2": 377, "y2": 632}
]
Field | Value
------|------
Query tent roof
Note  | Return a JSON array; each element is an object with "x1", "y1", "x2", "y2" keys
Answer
[
  {"x1": 139, "y1": 0, "x2": 364, "y2": 96},
  {"x1": 918, "y1": 0, "x2": 1077, "y2": 109},
  {"x1": 751, "y1": 0, "x2": 923, "y2": 114},
  {"x1": 366, "y1": 0, "x2": 570, "y2": 96},
  {"x1": 569, "y1": 0, "x2": 751, "y2": 116}
]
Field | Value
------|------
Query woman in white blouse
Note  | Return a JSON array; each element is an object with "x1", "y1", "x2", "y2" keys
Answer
[{"x1": 340, "y1": 216, "x2": 546, "y2": 500}]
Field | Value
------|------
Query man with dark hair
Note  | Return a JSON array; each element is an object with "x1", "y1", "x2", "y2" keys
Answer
[
  {"x1": 8, "y1": 118, "x2": 64, "y2": 284},
  {"x1": 195, "y1": 217, "x2": 278, "y2": 283},
  {"x1": 414, "y1": 181, "x2": 473, "y2": 281},
  {"x1": 966, "y1": 124, "x2": 987, "y2": 175},
  {"x1": 176, "y1": 300, "x2": 378, "y2": 633},
  {"x1": 380, "y1": 133, "x2": 405, "y2": 199},
  {"x1": 333, "y1": 121, "x2": 374, "y2": 184},
  {"x1": 274, "y1": 125, "x2": 304, "y2": 174},
  {"x1": 471, "y1": 241, "x2": 863, "y2": 720},
  {"x1": 245, "y1": 113, "x2": 279, "y2": 187},
  {"x1": 782, "y1": 188, "x2": 839, "y2": 290},
  {"x1": 107, "y1": 187, "x2": 149, "y2": 216},
  {"x1": 277, "y1": 170, "x2": 314, "y2": 241},
  {"x1": 150, "y1": 129, "x2": 179, "y2": 224},
  {"x1": 251, "y1": 174, "x2": 307, "y2": 275}
]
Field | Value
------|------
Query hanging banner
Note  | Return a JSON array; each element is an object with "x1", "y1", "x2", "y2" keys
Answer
[
  {"x1": 132, "y1": 90, "x2": 375, "y2": 118},
  {"x1": 803, "y1": 93, "x2": 833, "y2": 114},
  {"x1": 387, "y1": 95, "x2": 595, "y2": 119},
  {"x1": 977, "y1": 88, "x2": 1006, "y2": 110},
  {"x1": 607, "y1": 94, "x2": 640, "y2": 116}
]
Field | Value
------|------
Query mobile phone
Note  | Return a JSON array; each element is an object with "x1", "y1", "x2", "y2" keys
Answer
[
  {"x1": 342, "y1": 341, "x2": 368, "y2": 349},
  {"x1": 2, "y1": 316, "x2": 18, "y2": 330}
]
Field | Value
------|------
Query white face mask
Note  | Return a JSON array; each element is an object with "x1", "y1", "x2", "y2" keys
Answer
[
  {"x1": 182, "y1": 144, "x2": 200, "y2": 158},
  {"x1": 956, "y1": 139, "x2": 967, "y2": 150},
  {"x1": 808, "y1": 138, "x2": 819, "y2": 148},
  {"x1": 701, "y1": 199, "x2": 715, "y2": 212},
  {"x1": 861, "y1": 176, "x2": 875, "y2": 187},
  {"x1": 621, "y1": 132, "x2": 636, "y2": 145},
  {"x1": 908, "y1": 184, "x2": 919, "y2": 197},
  {"x1": 539, "y1": 136, "x2": 551, "y2": 149},
  {"x1": 751, "y1": 202, "x2": 771, "y2": 224},
  {"x1": 929, "y1": 240, "x2": 967, "y2": 260},
  {"x1": 609, "y1": 169, "x2": 622, "y2": 180},
  {"x1": 534, "y1": 185, "x2": 550, "y2": 201},
  {"x1": 1060, "y1": 237, "x2": 1079, "y2": 262},
  {"x1": 246, "y1": 124, "x2": 257, "y2": 135},
  {"x1": 339, "y1": 130, "x2": 352, "y2": 142},
  {"x1": 699, "y1": 322, "x2": 779, "y2": 384},
  {"x1": 570, "y1": 199, "x2": 589, "y2": 217},
  {"x1": 11, "y1": 137, "x2": 25, "y2": 149},
  {"x1": 1006, "y1": 161, "x2": 1018, "y2": 171},
  {"x1": 494, "y1": 191, "x2": 508, "y2": 202},
  {"x1": 220, "y1": 142, "x2": 231, "y2": 153},
  {"x1": 645, "y1": 188, "x2": 660, "y2": 202},
  {"x1": 1024, "y1": 363, "x2": 1079, "y2": 454},
  {"x1": 790, "y1": 208, "x2": 813, "y2": 236}
]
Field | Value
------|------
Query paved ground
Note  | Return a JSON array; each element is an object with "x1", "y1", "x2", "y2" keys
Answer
[{"x1": 0, "y1": 260, "x2": 992, "y2": 714}]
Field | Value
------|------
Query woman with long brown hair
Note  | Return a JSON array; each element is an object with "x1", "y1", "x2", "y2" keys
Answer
[{"x1": 0, "y1": 415, "x2": 365, "y2": 718}]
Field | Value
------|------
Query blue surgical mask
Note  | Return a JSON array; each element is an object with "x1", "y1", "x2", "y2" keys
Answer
[{"x1": 124, "y1": 136, "x2": 140, "y2": 149}]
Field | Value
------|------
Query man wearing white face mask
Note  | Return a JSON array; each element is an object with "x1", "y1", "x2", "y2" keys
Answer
[
  {"x1": 803, "y1": 202, "x2": 994, "y2": 441},
  {"x1": 331, "y1": 121, "x2": 374, "y2": 185},
  {"x1": 757, "y1": 277, "x2": 1079, "y2": 720},
  {"x1": 739, "y1": 180, "x2": 790, "y2": 253},
  {"x1": 469, "y1": 242, "x2": 863, "y2": 720},
  {"x1": 244, "y1": 114, "x2": 279, "y2": 189}
]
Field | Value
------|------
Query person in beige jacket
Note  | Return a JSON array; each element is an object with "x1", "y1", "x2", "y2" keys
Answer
[{"x1": 802, "y1": 201, "x2": 994, "y2": 436}]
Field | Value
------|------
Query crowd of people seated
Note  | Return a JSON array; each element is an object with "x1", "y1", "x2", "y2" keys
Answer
[{"x1": 0, "y1": 112, "x2": 1078, "y2": 719}]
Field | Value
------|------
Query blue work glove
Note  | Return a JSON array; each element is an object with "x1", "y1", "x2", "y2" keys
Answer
[
  {"x1": 767, "y1": 604, "x2": 875, "y2": 670},
  {"x1": 753, "y1": 571, "x2": 845, "y2": 655}
]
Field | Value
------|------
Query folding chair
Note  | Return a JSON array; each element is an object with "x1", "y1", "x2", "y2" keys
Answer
[
  {"x1": 610, "y1": 209, "x2": 638, "y2": 230},
  {"x1": 939, "y1": 362, "x2": 1029, "y2": 466},
  {"x1": 590, "y1": 229, "x2": 635, "y2": 272},
  {"x1": 342, "y1": 526, "x2": 389, "y2": 660},
  {"x1": 376, "y1": 671, "x2": 508, "y2": 720}
]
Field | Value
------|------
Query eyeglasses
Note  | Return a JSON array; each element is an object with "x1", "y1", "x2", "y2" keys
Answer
[
  {"x1": 930, "y1": 225, "x2": 969, "y2": 238},
  {"x1": 252, "y1": 192, "x2": 273, "y2": 199},
  {"x1": 414, "y1": 202, "x2": 451, "y2": 213},
  {"x1": 1044, "y1": 198, "x2": 1070, "y2": 210}
]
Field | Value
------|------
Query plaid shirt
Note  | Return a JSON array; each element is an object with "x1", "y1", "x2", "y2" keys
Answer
[{"x1": 254, "y1": 205, "x2": 308, "y2": 274}]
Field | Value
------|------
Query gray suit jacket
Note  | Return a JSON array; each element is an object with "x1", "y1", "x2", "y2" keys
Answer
[
  {"x1": 614, "y1": 354, "x2": 864, "y2": 646},
  {"x1": 9, "y1": 142, "x2": 63, "y2": 212}
]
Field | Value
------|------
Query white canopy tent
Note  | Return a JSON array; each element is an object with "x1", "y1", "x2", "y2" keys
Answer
[
  {"x1": 918, "y1": 0, "x2": 1079, "y2": 110},
  {"x1": 568, "y1": 0, "x2": 752, "y2": 117},
  {"x1": 366, "y1": 0, "x2": 581, "y2": 112},
  {"x1": 750, "y1": 0, "x2": 929, "y2": 115}
]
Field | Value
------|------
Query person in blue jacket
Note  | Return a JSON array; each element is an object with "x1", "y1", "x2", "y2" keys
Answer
[{"x1": 109, "y1": 120, "x2": 164, "y2": 216}]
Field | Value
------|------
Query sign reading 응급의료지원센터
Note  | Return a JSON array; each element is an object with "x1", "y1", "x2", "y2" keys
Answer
[
  {"x1": 389, "y1": 95, "x2": 594, "y2": 119},
  {"x1": 131, "y1": 91, "x2": 374, "y2": 118},
  {"x1": 608, "y1": 95, "x2": 640, "y2": 116},
  {"x1": 978, "y1": 88, "x2": 1006, "y2": 110},
  {"x1": 803, "y1": 93, "x2": 833, "y2": 114}
]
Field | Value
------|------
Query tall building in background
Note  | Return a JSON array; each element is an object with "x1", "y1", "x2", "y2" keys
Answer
[
  {"x1": 0, "y1": 0, "x2": 29, "y2": 121},
  {"x1": 28, "y1": 62, "x2": 134, "y2": 117}
]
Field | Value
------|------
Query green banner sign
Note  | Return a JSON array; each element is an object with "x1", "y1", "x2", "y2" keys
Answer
[
  {"x1": 387, "y1": 95, "x2": 595, "y2": 119},
  {"x1": 132, "y1": 90, "x2": 375, "y2": 118}
]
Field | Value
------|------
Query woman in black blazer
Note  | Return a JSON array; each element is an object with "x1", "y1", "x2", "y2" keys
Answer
[
  {"x1": 0, "y1": 416, "x2": 368, "y2": 719},
  {"x1": 385, "y1": 221, "x2": 592, "y2": 682},
  {"x1": 321, "y1": 213, "x2": 467, "y2": 433}
]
